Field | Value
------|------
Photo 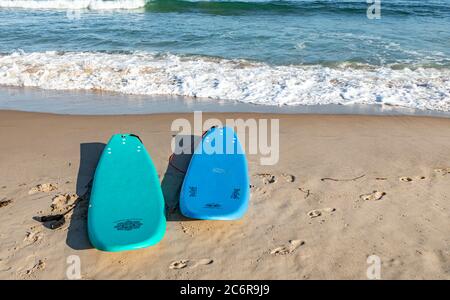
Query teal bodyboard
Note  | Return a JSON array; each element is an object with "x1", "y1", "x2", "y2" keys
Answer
[{"x1": 88, "y1": 134, "x2": 166, "y2": 252}]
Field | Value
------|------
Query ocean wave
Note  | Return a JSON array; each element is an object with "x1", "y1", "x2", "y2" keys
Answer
[
  {"x1": 0, "y1": 0, "x2": 449, "y2": 16},
  {"x1": 144, "y1": 0, "x2": 450, "y2": 17},
  {"x1": 0, "y1": 51, "x2": 449, "y2": 111},
  {"x1": 0, "y1": 0, "x2": 147, "y2": 10}
]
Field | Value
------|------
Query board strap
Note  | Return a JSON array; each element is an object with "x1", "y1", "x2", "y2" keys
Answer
[{"x1": 168, "y1": 126, "x2": 216, "y2": 174}]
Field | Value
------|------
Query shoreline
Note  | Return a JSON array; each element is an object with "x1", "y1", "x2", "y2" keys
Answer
[
  {"x1": 0, "y1": 110, "x2": 449, "y2": 279},
  {"x1": 1, "y1": 86, "x2": 450, "y2": 118}
]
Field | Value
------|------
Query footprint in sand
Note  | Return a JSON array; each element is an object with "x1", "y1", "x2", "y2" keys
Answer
[
  {"x1": 0, "y1": 198, "x2": 13, "y2": 208},
  {"x1": 28, "y1": 183, "x2": 58, "y2": 195},
  {"x1": 256, "y1": 173, "x2": 276, "y2": 185},
  {"x1": 359, "y1": 191, "x2": 386, "y2": 201},
  {"x1": 24, "y1": 259, "x2": 45, "y2": 276},
  {"x1": 307, "y1": 207, "x2": 336, "y2": 218},
  {"x1": 51, "y1": 193, "x2": 78, "y2": 213},
  {"x1": 24, "y1": 226, "x2": 43, "y2": 245},
  {"x1": 270, "y1": 240, "x2": 305, "y2": 255},
  {"x1": 298, "y1": 187, "x2": 311, "y2": 199},
  {"x1": 281, "y1": 173, "x2": 295, "y2": 183},
  {"x1": 399, "y1": 176, "x2": 413, "y2": 182},
  {"x1": 169, "y1": 258, "x2": 214, "y2": 270},
  {"x1": 169, "y1": 260, "x2": 189, "y2": 269},
  {"x1": 399, "y1": 176, "x2": 425, "y2": 182},
  {"x1": 434, "y1": 168, "x2": 450, "y2": 176}
]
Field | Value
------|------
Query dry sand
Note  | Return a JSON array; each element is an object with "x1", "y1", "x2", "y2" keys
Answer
[{"x1": 0, "y1": 110, "x2": 449, "y2": 279}]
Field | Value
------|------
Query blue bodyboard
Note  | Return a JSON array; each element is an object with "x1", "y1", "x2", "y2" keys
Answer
[{"x1": 180, "y1": 127, "x2": 250, "y2": 220}]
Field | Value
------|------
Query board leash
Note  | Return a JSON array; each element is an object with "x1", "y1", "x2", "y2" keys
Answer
[{"x1": 168, "y1": 126, "x2": 216, "y2": 174}]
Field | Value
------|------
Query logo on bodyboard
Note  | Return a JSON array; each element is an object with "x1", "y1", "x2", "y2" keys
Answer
[
  {"x1": 114, "y1": 219, "x2": 143, "y2": 231},
  {"x1": 189, "y1": 186, "x2": 197, "y2": 197},
  {"x1": 204, "y1": 203, "x2": 221, "y2": 209},
  {"x1": 231, "y1": 188, "x2": 241, "y2": 200},
  {"x1": 212, "y1": 168, "x2": 225, "y2": 174}
]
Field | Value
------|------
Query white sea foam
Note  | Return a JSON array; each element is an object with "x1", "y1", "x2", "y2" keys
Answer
[
  {"x1": 0, "y1": 51, "x2": 449, "y2": 111},
  {"x1": 0, "y1": 0, "x2": 147, "y2": 10}
]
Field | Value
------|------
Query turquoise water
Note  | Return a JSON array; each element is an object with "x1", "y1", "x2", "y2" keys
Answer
[{"x1": 0, "y1": 0, "x2": 449, "y2": 111}]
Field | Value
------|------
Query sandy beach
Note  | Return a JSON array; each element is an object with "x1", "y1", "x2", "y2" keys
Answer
[{"x1": 0, "y1": 110, "x2": 449, "y2": 279}]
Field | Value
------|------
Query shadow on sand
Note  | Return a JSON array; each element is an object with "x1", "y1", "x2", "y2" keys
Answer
[
  {"x1": 161, "y1": 134, "x2": 201, "y2": 222},
  {"x1": 65, "y1": 142, "x2": 105, "y2": 250}
]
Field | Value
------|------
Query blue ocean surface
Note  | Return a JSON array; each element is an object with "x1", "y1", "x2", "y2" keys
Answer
[{"x1": 0, "y1": 0, "x2": 449, "y2": 111}]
